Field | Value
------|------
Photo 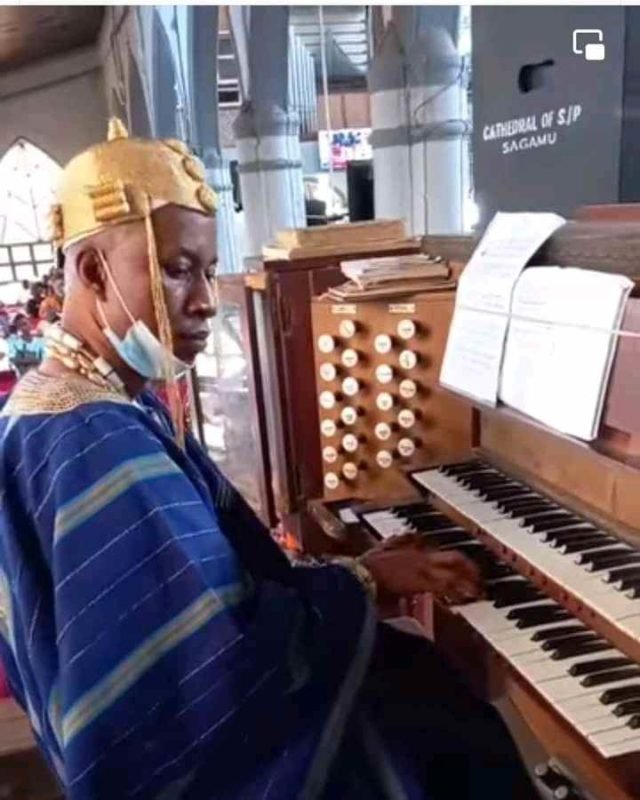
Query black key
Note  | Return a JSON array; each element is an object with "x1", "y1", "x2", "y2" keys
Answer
[
  {"x1": 477, "y1": 487, "x2": 527, "y2": 501},
  {"x1": 542, "y1": 633, "x2": 600, "y2": 652},
  {"x1": 624, "y1": 585, "x2": 640, "y2": 600},
  {"x1": 530, "y1": 516, "x2": 584, "y2": 533},
  {"x1": 601, "y1": 685, "x2": 640, "y2": 705},
  {"x1": 627, "y1": 715, "x2": 640, "y2": 729},
  {"x1": 551, "y1": 641, "x2": 611, "y2": 661},
  {"x1": 549, "y1": 533, "x2": 608, "y2": 549},
  {"x1": 570, "y1": 656, "x2": 633, "y2": 677},
  {"x1": 558, "y1": 538, "x2": 616, "y2": 555},
  {"x1": 522, "y1": 512, "x2": 576, "y2": 529},
  {"x1": 494, "y1": 592, "x2": 545, "y2": 609},
  {"x1": 532, "y1": 624, "x2": 587, "y2": 643},
  {"x1": 612, "y1": 699, "x2": 640, "y2": 717},
  {"x1": 604, "y1": 566, "x2": 640, "y2": 584},
  {"x1": 555, "y1": 537, "x2": 612, "y2": 554},
  {"x1": 577, "y1": 547, "x2": 633, "y2": 566},
  {"x1": 508, "y1": 504, "x2": 555, "y2": 519},
  {"x1": 439, "y1": 461, "x2": 484, "y2": 475},
  {"x1": 613, "y1": 575, "x2": 640, "y2": 592},
  {"x1": 541, "y1": 526, "x2": 597, "y2": 542},
  {"x1": 581, "y1": 667, "x2": 640, "y2": 688},
  {"x1": 413, "y1": 518, "x2": 460, "y2": 532},
  {"x1": 508, "y1": 604, "x2": 566, "y2": 622},
  {"x1": 397, "y1": 506, "x2": 437, "y2": 519},
  {"x1": 459, "y1": 472, "x2": 504, "y2": 484},
  {"x1": 586, "y1": 553, "x2": 640, "y2": 573},
  {"x1": 516, "y1": 610, "x2": 572, "y2": 629},
  {"x1": 497, "y1": 496, "x2": 545, "y2": 511}
]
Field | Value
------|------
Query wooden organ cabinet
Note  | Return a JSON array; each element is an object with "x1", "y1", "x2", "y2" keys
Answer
[
  {"x1": 189, "y1": 221, "x2": 427, "y2": 545},
  {"x1": 309, "y1": 216, "x2": 640, "y2": 799}
]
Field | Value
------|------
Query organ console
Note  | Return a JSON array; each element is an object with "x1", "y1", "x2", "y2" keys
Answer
[{"x1": 307, "y1": 213, "x2": 640, "y2": 799}]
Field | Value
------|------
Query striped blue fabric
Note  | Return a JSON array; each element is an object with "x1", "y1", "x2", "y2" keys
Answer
[{"x1": 0, "y1": 390, "x2": 420, "y2": 800}]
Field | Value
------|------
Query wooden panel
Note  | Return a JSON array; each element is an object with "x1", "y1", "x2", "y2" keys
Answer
[
  {"x1": 311, "y1": 291, "x2": 474, "y2": 500},
  {"x1": 258, "y1": 245, "x2": 421, "y2": 523},
  {"x1": 0, "y1": 8, "x2": 103, "y2": 70},
  {"x1": 479, "y1": 406, "x2": 640, "y2": 538},
  {"x1": 423, "y1": 220, "x2": 640, "y2": 278}
]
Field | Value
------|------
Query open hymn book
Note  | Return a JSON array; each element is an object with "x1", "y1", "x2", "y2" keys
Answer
[
  {"x1": 440, "y1": 211, "x2": 567, "y2": 405},
  {"x1": 440, "y1": 212, "x2": 633, "y2": 441},
  {"x1": 499, "y1": 268, "x2": 633, "y2": 440}
]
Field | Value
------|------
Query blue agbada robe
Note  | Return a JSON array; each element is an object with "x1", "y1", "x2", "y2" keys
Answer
[{"x1": 0, "y1": 374, "x2": 424, "y2": 800}]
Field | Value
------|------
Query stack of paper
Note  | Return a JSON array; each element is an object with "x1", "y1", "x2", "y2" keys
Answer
[
  {"x1": 340, "y1": 255, "x2": 450, "y2": 289},
  {"x1": 440, "y1": 212, "x2": 566, "y2": 405},
  {"x1": 499, "y1": 267, "x2": 633, "y2": 440}
]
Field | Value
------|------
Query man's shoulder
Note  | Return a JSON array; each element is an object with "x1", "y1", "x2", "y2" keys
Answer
[
  {"x1": 0, "y1": 371, "x2": 145, "y2": 458},
  {"x1": 1, "y1": 370, "x2": 132, "y2": 420}
]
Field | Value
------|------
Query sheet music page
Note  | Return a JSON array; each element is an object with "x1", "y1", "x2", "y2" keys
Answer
[
  {"x1": 440, "y1": 212, "x2": 566, "y2": 404},
  {"x1": 500, "y1": 267, "x2": 634, "y2": 440}
]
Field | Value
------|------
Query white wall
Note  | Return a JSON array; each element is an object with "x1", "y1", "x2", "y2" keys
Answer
[{"x1": 0, "y1": 47, "x2": 108, "y2": 165}]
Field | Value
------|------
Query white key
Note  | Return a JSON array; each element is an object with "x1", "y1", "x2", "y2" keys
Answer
[
  {"x1": 590, "y1": 726, "x2": 640, "y2": 749},
  {"x1": 601, "y1": 737, "x2": 640, "y2": 757}
]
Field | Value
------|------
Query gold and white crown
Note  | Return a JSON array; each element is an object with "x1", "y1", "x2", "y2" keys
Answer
[{"x1": 49, "y1": 118, "x2": 217, "y2": 250}]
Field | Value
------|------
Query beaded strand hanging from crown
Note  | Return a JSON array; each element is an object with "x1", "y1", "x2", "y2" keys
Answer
[{"x1": 47, "y1": 118, "x2": 218, "y2": 448}]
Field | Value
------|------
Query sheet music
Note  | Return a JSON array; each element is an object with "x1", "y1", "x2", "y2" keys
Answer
[
  {"x1": 500, "y1": 267, "x2": 633, "y2": 440},
  {"x1": 440, "y1": 212, "x2": 566, "y2": 404}
]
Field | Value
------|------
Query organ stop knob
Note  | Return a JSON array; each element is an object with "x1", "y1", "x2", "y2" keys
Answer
[
  {"x1": 374, "y1": 334, "x2": 393, "y2": 354},
  {"x1": 317, "y1": 334, "x2": 336, "y2": 354},
  {"x1": 320, "y1": 419, "x2": 337, "y2": 437},
  {"x1": 396, "y1": 319, "x2": 416, "y2": 340},
  {"x1": 319, "y1": 391, "x2": 337, "y2": 410},
  {"x1": 319, "y1": 362, "x2": 337, "y2": 382},
  {"x1": 324, "y1": 472, "x2": 339, "y2": 490},
  {"x1": 341, "y1": 377, "x2": 360, "y2": 397},
  {"x1": 322, "y1": 446, "x2": 338, "y2": 464},
  {"x1": 399, "y1": 379, "x2": 417, "y2": 400},
  {"x1": 397, "y1": 438, "x2": 416, "y2": 458},
  {"x1": 375, "y1": 364, "x2": 393, "y2": 384},
  {"x1": 397, "y1": 409, "x2": 416, "y2": 429},
  {"x1": 376, "y1": 392, "x2": 394, "y2": 412},
  {"x1": 376, "y1": 450, "x2": 394, "y2": 469},
  {"x1": 399, "y1": 349, "x2": 418, "y2": 370},
  {"x1": 338, "y1": 319, "x2": 357, "y2": 339},
  {"x1": 341, "y1": 348, "x2": 360, "y2": 368}
]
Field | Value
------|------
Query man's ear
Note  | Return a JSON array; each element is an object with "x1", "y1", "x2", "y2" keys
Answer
[{"x1": 75, "y1": 248, "x2": 107, "y2": 301}]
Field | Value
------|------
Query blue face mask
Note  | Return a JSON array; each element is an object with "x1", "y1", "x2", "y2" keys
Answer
[{"x1": 96, "y1": 252, "x2": 191, "y2": 380}]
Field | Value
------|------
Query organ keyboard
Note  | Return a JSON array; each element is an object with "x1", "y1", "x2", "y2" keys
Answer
[
  {"x1": 351, "y1": 403, "x2": 640, "y2": 798},
  {"x1": 363, "y1": 489, "x2": 640, "y2": 759}
]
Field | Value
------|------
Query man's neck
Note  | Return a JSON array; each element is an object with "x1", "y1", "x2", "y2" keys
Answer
[{"x1": 60, "y1": 311, "x2": 147, "y2": 397}]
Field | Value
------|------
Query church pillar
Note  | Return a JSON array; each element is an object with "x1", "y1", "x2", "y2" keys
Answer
[
  {"x1": 187, "y1": 6, "x2": 240, "y2": 273},
  {"x1": 369, "y1": 7, "x2": 466, "y2": 235},
  {"x1": 230, "y1": 7, "x2": 305, "y2": 258}
]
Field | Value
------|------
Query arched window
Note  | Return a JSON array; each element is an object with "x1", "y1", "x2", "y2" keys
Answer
[{"x1": 0, "y1": 139, "x2": 62, "y2": 245}]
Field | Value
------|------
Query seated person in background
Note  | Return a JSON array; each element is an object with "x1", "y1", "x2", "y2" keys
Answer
[
  {"x1": 38, "y1": 283, "x2": 63, "y2": 319},
  {"x1": 0, "y1": 306, "x2": 10, "y2": 338},
  {"x1": 25, "y1": 281, "x2": 44, "y2": 320},
  {"x1": 7, "y1": 312, "x2": 44, "y2": 376},
  {"x1": 0, "y1": 122, "x2": 538, "y2": 800}
]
